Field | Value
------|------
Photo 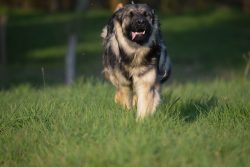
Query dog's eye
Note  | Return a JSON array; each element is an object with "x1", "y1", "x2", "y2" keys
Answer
[{"x1": 143, "y1": 11, "x2": 148, "y2": 17}]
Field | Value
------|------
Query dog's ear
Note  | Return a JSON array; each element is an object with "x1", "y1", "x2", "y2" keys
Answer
[
  {"x1": 106, "y1": 8, "x2": 123, "y2": 34},
  {"x1": 114, "y1": 8, "x2": 124, "y2": 23},
  {"x1": 151, "y1": 9, "x2": 158, "y2": 25},
  {"x1": 151, "y1": 9, "x2": 155, "y2": 15}
]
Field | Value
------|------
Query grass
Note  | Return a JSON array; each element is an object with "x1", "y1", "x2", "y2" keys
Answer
[
  {"x1": 0, "y1": 7, "x2": 250, "y2": 167},
  {"x1": 0, "y1": 79, "x2": 249, "y2": 167}
]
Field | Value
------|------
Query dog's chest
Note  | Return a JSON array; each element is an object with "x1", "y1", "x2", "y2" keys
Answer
[
  {"x1": 122, "y1": 47, "x2": 157, "y2": 77},
  {"x1": 131, "y1": 47, "x2": 150, "y2": 65}
]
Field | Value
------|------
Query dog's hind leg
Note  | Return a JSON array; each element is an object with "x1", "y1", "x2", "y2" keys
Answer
[
  {"x1": 134, "y1": 69, "x2": 160, "y2": 120},
  {"x1": 114, "y1": 86, "x2": 133, "y2": 110}
]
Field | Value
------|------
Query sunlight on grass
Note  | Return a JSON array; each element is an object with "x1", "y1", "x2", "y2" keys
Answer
[
  {"x1": 26, "y1": 42, "x2": 102, "y2": 60},
  {"x1": 162, "y1": 8, "x2": 240, "y2": 32},
  {"x1": 9, "y1": 12, "x2": 84, "y2": 27},
  {"x1": 9, "y1": 9, "x2": 109, "y2": 27},
  {"x1": 77, "y1": 42, "x2": 102, "y2": 53},
  {"x1": 27, "y1": 46, "x2": 66, "y2": 59},
  {"x1": 83, "y1": 9, "x2": 110, "y2": 18}
]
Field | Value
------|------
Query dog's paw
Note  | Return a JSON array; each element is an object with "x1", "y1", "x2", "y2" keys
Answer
[{"x1": 114, "y1": 90, "x2": 132, "y2": 110}]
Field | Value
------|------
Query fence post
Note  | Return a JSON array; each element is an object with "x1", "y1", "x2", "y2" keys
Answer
[{"x1": 65, "y1": 33, "x2": 76, "y2": 85}]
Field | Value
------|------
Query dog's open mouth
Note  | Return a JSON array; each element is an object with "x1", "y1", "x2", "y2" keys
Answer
[{"x1": 131, "y1": 30, "x2": 145, "y2": 40}]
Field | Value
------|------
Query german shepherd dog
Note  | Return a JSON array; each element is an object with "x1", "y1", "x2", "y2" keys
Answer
[{"x1": 101, "y1": 3, "x2": 171, "y2": 120}]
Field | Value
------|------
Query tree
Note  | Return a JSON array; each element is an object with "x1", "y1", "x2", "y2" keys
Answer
[
  {"x1": 243, "y1": 0, "x2": 250, "y2": 13},
  {"x1": 0, "y1": 15, "x2": 7, "y2": 65}
]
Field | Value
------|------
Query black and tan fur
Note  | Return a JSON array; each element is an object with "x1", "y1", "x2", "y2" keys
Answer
[{"x1": 101, "y1": 3, "x2": 171, "y2": 119}]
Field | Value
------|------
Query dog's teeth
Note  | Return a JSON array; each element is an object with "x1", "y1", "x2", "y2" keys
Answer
[{"x1": 131, "y1": 31, "x2": 145, "y2": 40}]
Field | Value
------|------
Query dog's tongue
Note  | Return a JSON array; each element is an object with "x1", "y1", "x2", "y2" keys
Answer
[{"x1": 131, "y1": 31, "x2": 145, "y2": 40}]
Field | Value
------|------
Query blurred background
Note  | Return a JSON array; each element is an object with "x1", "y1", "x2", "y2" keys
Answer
[{"x1": 0, "y1": 0, "x2": 249, "y2": 89}]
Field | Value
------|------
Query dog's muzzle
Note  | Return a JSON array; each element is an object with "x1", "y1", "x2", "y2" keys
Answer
[{"x1": 130, "y1": 17, "x2": 149, "y2": 41}]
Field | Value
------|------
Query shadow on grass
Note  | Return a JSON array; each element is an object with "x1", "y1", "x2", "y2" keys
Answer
[
  {"x1": 161, "y1": 95, "x2": 218, "y2": 123},
  {"x1": 178, "y1": 96, "x2": 218, "y2": 122}
]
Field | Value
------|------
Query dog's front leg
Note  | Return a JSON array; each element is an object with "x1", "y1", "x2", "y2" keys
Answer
[
  {"x1": 114, "y1": 86, "x2": 133, "y2": 110},
  {"x1": 134, "y1": 69, "x2": 160, "y2": 120}
]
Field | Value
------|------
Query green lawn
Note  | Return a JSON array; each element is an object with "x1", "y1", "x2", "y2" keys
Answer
[
  {"x1": 0, "y1": 79, "x2": 249, "y2": 167},
  {"x1": 0, "y1": 7, "x2": 250, "y2": 167}
]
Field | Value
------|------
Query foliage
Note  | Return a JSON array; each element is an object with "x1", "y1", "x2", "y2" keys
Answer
[
  {"x1": 0, "y1": 0, "x2": 245, "y2": 11},
  {"x1": 1, "y1": 8, "x2": 250, "y2": 88}
]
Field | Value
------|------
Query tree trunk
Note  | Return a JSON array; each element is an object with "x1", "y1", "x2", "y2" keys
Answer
[
  {"x1": 50, "y1": 0, "x2": 59, "y2": 12},
  {"x1": 0, "y1": 15, "x2": 7, "y2": 65},
  {"x1": 160, "y1": 0, "x2": 181, "y2": 13},
  {"x1": 76, "y1": 0, "x2": 90, "y2": 12},
  {"x1": 243, "y1": 0, "x2": 250, "y2": 13},
  {"x1": 109, "y1": 0, "x2": 118, "y2": 11},
  {"x1": 22, "y1": 0, "x2": 31, "y2": 9}
]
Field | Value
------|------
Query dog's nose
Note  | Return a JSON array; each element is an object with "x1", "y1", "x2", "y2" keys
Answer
[{"x1": 136, "y1": 19, "x2": 145, "y2": 25}]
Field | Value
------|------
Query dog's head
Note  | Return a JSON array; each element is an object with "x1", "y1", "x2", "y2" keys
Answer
[{"x1": 115, "y1": 4, "x2": 156, "y2": 44}]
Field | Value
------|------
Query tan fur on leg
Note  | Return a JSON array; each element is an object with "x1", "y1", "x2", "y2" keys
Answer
[
  {"x1": 136, "y1": 84, "x2": 160, "y2": 120},
  {"x1": 114, "y1": 86, "x2": 133, "y2": 110},
  {"x1": 114, "y1": 89, "x2": 122, "y2": 105},
  {"x1": 134, "y1": 69, "x2": 160, "y2": 120},
  {"x1": 132, "y1": 95, "x2": 138, "y2": 107}
]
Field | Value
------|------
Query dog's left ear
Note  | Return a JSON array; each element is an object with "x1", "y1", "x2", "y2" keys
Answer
[{"x1": 114, "y1": 8, "x2": 124, "y2": 23}]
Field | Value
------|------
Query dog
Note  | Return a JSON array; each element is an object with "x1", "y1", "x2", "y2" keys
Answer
[{"x1": 101, "y1": 3, "x2": 171, "y2": 120}]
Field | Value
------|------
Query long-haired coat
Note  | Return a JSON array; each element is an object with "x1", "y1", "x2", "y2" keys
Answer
[{"x1": 101, "y1": 3, "x2": 171, "y2": 119}]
